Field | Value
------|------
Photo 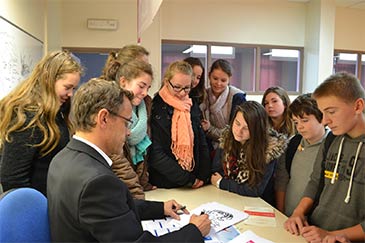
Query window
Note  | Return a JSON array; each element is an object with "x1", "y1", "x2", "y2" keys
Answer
[
  {"x1": 161, "y1": 40, "x2": 303, "y2": 93},
  {"x1": 260, "y1": 48, "x2": 300, "y2": 92},
  {"x1": 361, "y1": 54, "x2": 365, "y2": 86},
  {"x1": 333, "y1": 52, "x2": 357, "y2": 76},
  {"x1": 333, "y1": 50, "x2": 365, "y2": 87},
  {"x1": 162, "y1": 43, "x2": 207, "y2": 83}
]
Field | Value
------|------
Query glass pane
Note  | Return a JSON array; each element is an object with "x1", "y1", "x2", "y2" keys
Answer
[
  {"x1": 333, "y1": 52, "x2": 357, "y2": 76},
  {"x1": 161, "y1": 43, "x2": 207, "y2": 82},
  {"x1": 259, "y1": 48, "x2": 300, "y2": 92},
  {"x1": 211, "y1": 46, "x2": 255, "y2": 92}
]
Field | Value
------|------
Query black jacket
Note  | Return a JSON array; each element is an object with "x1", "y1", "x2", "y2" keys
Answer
[
  {"x1": 148, "y1": 94, "x2": 211, "y2": 188},
  {"x1": 1, "y1": 109, "x2": 69, "y2": 196},
  {"x1": 47, "y1": 138, "x2": 203, "y2": 242}
]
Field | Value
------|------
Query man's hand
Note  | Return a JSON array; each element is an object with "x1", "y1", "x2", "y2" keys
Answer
[
  {"x1": 163, "y1": 200, "x2": 189, "y2": 220},
  {"x1": 189, "y1": 214, "x2": 211, "y2": 236}
]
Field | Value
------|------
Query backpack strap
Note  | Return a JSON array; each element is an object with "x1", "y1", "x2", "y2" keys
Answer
[
  {"x1": 311, "y1": 131, "x2": 336, "y2": 211},
  {"x1": 285, "y1": 134, "x2": 302, "y2": 178},
  {"x1": 324, "y1": 131, "x2": 336, "y2": 153}
]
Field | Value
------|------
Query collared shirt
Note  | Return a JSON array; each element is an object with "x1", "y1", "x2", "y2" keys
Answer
[{"x1": 73, "y1": 135, "x2": 113, "y2": 167}]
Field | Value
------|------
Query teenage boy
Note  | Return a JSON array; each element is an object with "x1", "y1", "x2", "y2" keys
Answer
[
  {"x1": 284, "y1": 72, "x2": 365, "y2": 242},
  {"x1": 275, "y1": 93, "x2": 328, "y2": 216}
]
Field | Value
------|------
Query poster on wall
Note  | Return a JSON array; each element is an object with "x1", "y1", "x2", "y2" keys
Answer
[{"x1": 0, "y1": 16, "x2": 44, "y2": 99}]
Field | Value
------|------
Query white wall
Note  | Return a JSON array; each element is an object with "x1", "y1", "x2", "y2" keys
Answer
[
  {"x1": 3, "y1": 0, "x2": 365, "y2": 96},
  {"x1": 46, "y1": 0, "x2": 62, "y2": 52},
  {"x1": 335, "y1": 7, "x2": 365, "y2": 50},
  {"x1": 160, "y1": 0, "x2": 306, "y2": 46},
  {"x1": 60, "y1": 0, "x2": 137, "y2": 48},
  {"x1": 0, "y1": 0, "x2": 45, "y2": 43},
  {"x1": 53, "y1": 0, "x2": 365, "y2": 96}
]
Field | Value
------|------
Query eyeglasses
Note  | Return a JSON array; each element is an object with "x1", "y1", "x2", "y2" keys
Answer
[
  {"x1": 168, "y1": 80, "x2": 191, "y2": 93},
  {"x1": 107, "y1": 109, "x2": 133, "y2": 128}
]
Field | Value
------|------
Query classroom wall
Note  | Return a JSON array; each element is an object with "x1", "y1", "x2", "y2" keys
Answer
[
  {"x1": 60, "y1": 0, "x2": 137, "y2": 48},
  {"x1": 160, "y1": 0, "x2": 306, "y2": 46},
  {"x1": 58, "y1": 0, "x2": 308, "y2": 94},
  {"x1": 46, "y1": 0, "x2": 62, "y2": 52},
  {"x1": 334, "y1": 7, "x2": 365, "y2": 51},
  {"x1": 3, "y1": 0, "x2": 365, "y2": 97},
  {"x1": 0, "y1": 0, "x2": 45, "y2": 43}
]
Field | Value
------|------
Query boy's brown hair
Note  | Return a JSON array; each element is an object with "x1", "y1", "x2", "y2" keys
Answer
[
  {"x1": 289, "y1": 93, "x2": 323, "y2": 123},
  {"x1": 313, "y1": 72, "x2": 365, "y2": 104}
]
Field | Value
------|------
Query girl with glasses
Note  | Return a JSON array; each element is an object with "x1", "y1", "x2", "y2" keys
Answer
[{"x1": 148, "y1": 60, "x2": 211, "y2": 189}]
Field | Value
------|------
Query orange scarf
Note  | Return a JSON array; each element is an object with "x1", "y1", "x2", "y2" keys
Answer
[{"x1": 159, "y1": 85, "x2": 195, "y2": 171}]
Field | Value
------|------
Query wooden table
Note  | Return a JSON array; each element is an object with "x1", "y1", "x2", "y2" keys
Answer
[{"x1": 145, "y1": 185, "x2": 306, "y2": 243}]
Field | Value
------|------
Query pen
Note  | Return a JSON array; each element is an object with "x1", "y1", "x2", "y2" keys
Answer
[
  {"x1": 172, "y1": 205, "x2": 186, "y2": 210},
  {"x1": 200, "y1": 210, "x2": 205, "y2": 215},
  {"x1": 173, "y1": 205, "x2": 187, "y2": 214},
  {"x1": 179, "y1": 205, "x2": 186, "y2": 211},
  {"x1": 177, "y1": 206, "x2": 187, "y2": 215}
]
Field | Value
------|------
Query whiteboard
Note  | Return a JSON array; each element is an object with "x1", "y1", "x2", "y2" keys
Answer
[{"x1": 0, "y1": 16, "x2": 44, "y2": 99}]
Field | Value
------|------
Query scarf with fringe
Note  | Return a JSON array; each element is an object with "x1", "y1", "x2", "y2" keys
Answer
[{"x1": 159, "y1": 85, "x2": 194, "y2": 171}]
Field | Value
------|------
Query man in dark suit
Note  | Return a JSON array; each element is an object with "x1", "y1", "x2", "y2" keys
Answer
[{"x1": 47, "y1": 78, "x2": 211, "y2": 242}]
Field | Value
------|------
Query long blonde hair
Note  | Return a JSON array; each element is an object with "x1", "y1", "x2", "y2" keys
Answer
[{"x1": 0, "y1": 50, "x2": 83, "y2": 156}]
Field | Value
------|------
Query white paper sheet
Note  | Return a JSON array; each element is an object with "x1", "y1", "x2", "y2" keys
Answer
[
  {"x1": 142, "y1": 202, "x2": 249, "y2": 241},
  {"x1": 227, "y1": 230, "x2": 274, "y2": 243}
]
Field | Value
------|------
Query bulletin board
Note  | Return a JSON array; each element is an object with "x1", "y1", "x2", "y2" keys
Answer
[{"x1": 0, "y1": 16, "x2": 44, "y2": 99}]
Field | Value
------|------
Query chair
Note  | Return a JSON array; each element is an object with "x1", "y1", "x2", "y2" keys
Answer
[{"x1": 0, "y1": 188, "x2": 50, "y2": 242}]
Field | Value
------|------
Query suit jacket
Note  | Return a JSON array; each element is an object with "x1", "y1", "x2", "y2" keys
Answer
[{"x1": 47, "y1": 138, "x2": 203, "y2": 242}]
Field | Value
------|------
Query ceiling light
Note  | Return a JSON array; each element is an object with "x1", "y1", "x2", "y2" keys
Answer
[{"x1": 182, "y1": 45, "x2": 234, "y2": 55}]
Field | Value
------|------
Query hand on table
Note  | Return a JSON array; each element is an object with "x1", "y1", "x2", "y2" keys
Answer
[
  {"x1": 211, "y1": 172, "x2": 222, "y2": 188},
  {"x1": 163, "y1": 200, "x2": 189, "y2": 220},
  {"x1": 189, "y1": 213, "x2": 211, "y2": 236},
  {"x1": 322, "y1": 235, "x2": 351, "y2": 243},
  {"x1": 192, "y1": 179, "x2": 204, "y2": 189},
  {"x1": 284, "y1": 214, "x2": 309, "y2": 236},
  {"x1": 301, "y1": 225, "x2": 329, "y2": 243}
]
